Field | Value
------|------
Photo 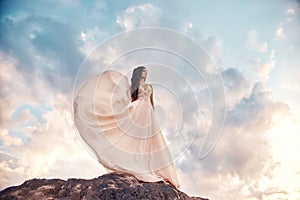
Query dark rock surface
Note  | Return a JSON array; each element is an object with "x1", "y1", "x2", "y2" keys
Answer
[{"x1": 0, "y1": 172, "x2": 208, "y2": 200}]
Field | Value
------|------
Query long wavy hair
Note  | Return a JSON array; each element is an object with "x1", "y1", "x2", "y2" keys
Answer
[{"x1": 131, "y1": 66, "x2": 146, "y2": 102}]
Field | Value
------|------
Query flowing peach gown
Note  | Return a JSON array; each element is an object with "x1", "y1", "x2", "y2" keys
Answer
[{"x1": 73, "y1": 70, "x2": 180, "y2": 188}]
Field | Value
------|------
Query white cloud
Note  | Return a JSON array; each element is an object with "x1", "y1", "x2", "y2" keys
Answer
[
  {"x1": 276, "y1": 26, "x2": 284, "y2": 38},
  {"x1": 1, "y1": 1, "x2": 300, "y2": 199},
  {"x1": 221, "y1": 68, "x2": 252, "y2": 106},
  {"x1": 264, "y1": 111, "x2": 300, "y2": 199},
  {"x1": 245, "y1": 30, "x2": 268, "y2": 53},
  {"x1": 202, "y1": 36, "x2": 223, "y2": 68},
  {"x1": 286, "y1": 9, "x2": 295, "y2": 14},
  {"x1": 80, "y1": 32, "x2": 87, "y2": 41},
  {"x1": 79, "y1": 26, "x2": 109, "y2": 56},
  {"x1": 116, "y1": 3, "x2": 161, "y2": 31},
  {"x1": 270, "y1": 49, "x2": 275, "y2": 59},
  {"x1": 279, "y1": 3, "x2": 299, "y2": 36},
  {"x1": 0, "y1": 130, "x2": 23, "y2": 146},
  {"x1": 257, "y1": 60, "x2": 276, "y2": 81},
  {"x1": 279, "y1": 83, "x2": 300, "y2": 93},
  {"x1": 0, "y1": 15, "x2": 83, "y2": 91},
  {"x1": 181, "y1": 21, "x2": 193, "y2": 34},
  {"x1": 0, "y1": 52, "x2": 45, "y2": 131},
  {"x1": 0, "y1": 52, "x2": 105, "y2": 190},
  {"x1": 12, "y1": 102, "x2": 104, "y2": 178},
  {"x1": 179, "y1": 83, "x2": 292, "y2": 199},
  {"x1": 244, "y1": 57, "x2": 276, "y2": 81}
]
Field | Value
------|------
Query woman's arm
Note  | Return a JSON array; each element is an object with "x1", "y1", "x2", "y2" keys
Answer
[{"x1": 150, "y1": 85, "x2": 154, "y2": 110}]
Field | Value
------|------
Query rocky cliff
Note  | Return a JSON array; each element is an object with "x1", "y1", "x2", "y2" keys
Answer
[{"x1": 0, "y1": 172, "x2": 208, "y2": 200}]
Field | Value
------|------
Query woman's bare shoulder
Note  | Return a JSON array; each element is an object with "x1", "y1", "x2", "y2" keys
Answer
[
  {"x1": 147, "y1": 84, "x2": 153, "y2": 89},
  {"x1": 147, "y1": 84, "x2": 153, "y2": 93}
]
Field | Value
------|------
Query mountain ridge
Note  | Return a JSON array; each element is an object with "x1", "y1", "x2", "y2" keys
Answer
[{"x1": 0, "y1": 172, "x2": 209, "y2": 200}]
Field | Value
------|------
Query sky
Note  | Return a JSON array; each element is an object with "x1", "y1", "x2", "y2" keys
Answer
[{"x1": 0, "y1": 0, "x2": 300, "y2": 199}]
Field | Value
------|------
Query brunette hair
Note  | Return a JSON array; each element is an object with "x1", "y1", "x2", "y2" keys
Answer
[{"x1": 131, "y1": 66, "x2": 146, "y2": 102}]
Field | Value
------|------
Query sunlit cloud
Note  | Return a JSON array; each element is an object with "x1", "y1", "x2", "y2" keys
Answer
[
  {"x1": 279, "y1": 83, "x2": 300, "y2": 94},
  {"x1": 1, "y1": 1, "x2": 300, "y2": 199},
  {"x1": 0, "y1": 130, "x2": 23, "y2": 146},
  {"x1": 0, "y1": 51, "x2": 105, "y2": 189}
]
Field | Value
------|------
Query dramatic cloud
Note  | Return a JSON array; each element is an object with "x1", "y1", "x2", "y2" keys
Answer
[
  {"x1": 0, "y1": 15, "x2": 83, "y2": 92},
  {"x1": 0, "y1": 52, "x2": 105, "y2": 190},
  {"x1": 180, "y1": 82, "x2": 291, "y2": 199},
  {"x1": 1, "y1": 1, "x2": 300, "y2": 200},
  {"x1": 0, "y1": 52, "x2": 47, "y2": 132}
]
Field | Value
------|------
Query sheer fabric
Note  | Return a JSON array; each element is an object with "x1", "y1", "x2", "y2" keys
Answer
[{"x1": 73, "y1": 70, "x2": 180, "y2": 188}]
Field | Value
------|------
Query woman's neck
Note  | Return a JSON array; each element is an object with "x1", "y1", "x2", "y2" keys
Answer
[{"x1": 139, "y1": 79, "x2": 145, "y2": 85}]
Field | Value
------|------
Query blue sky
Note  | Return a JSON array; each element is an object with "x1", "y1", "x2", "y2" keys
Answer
[{"x1": 1, "y1": 0, "x2": 300, "y2": 199}]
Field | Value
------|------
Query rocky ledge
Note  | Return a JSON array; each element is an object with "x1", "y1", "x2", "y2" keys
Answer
[{"x1": 0, "y1": 172, "x2": 208, "y2": 200}]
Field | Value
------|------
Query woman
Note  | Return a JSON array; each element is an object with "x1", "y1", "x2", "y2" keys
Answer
[{"x1": 73, "y1": 66, "x2": 180, "y2": 189}]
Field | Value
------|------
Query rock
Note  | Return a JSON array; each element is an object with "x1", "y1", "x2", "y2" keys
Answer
[{"x1": 0, "y1": 172, "x2": 209, "y2": 200}]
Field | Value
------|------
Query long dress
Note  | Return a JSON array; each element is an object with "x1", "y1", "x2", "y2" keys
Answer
[{"x1": 73, "y1": 70, "x2": 180, "y2": 189}]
